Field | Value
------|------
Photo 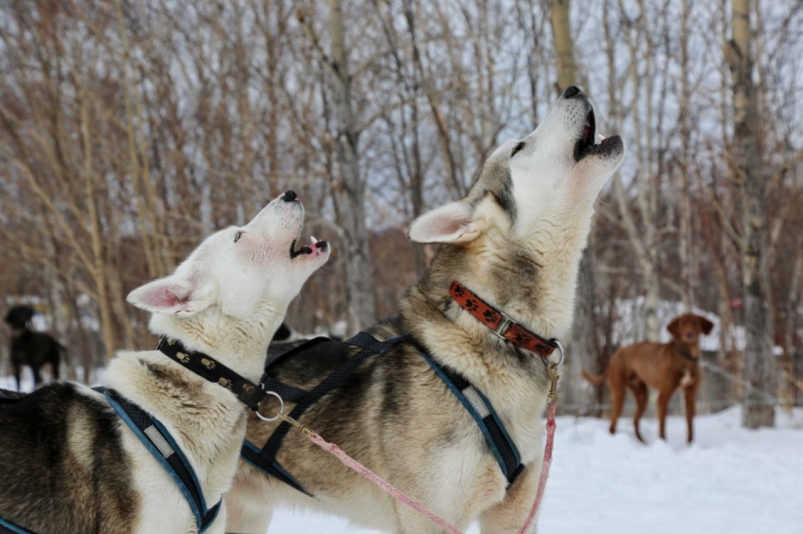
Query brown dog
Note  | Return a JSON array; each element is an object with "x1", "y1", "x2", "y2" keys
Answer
[{"x1": 583, "y1": 313, "x2": 713, "y2": 443}]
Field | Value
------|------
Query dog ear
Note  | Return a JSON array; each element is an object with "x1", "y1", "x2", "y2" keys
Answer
[
  {"x1": 126, "y1": 275, "x2": 216, "y2": 316},
  {"x1": 698, "y1": 315, "x2": 714, "y2": 335},
  {"x1": 407, "y1": 201, "x2": 482, "y2": 244},
  {"x1": 667, "y1": 317, "x2": 681, "y2": 340}
]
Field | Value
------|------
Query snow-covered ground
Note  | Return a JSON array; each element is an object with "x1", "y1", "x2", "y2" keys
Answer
[
  {"x1": 5, "y1": 375, "x2": 799, "y2": 533},
  {"x1": 268, "y1": 407, "x2": 803, "y2": 534}
]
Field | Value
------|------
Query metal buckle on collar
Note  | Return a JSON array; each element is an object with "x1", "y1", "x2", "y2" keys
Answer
[{"x1": 493, "y1": 312, "x2": 514, "y2": 340}]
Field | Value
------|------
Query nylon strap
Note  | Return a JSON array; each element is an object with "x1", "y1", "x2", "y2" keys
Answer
[
  {"x1": 245, "y1": 333, "x2": 524, "y2": 494},
  {"x1": 417, "y1": 350, "x2": 524, "y2": 486},
  {"x1": 0, "y1": 518, "x2": 32, "y2": 534},
  {"x1": 244, "y1": 334, "x2": 404, "y2": 491},
  {"x1": 101, "y1": 389, "x2": 221, "y2": 533},
  {"x1": 0, "y1": 389, "x2": 222, "y2": 534},
  {"x1": 156, "y1": 336, "x2": 267, "y2": 411}
]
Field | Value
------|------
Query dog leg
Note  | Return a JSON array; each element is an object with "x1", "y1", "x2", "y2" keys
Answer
[
  {"x1": 478, "y1": 466, "x2": 540, "y2": 534},
  {"x1": 608, "y1": 385, "x2": 626, "y2": 436},
  {"x1": 683, "y1": 384, "x2": 697, "y2": 444},
  {"x1": 223, "y1": 477, "x2": 274, "y2": 534},
  {"x1": 629, "y1": 380, "x2": 649, "y2": 443},
  {"x1": 13, "y1": 364, "x2": 21, "y2": 391},
  {"x1": 32, "y1": 364, "x2": 42, "y2": 388},
  {"x1": 656, "y1": 391, "x2": 672, "y2": 440},
  {"x1": 51, "y1": 343, "x2": 61, "y2": 381}
]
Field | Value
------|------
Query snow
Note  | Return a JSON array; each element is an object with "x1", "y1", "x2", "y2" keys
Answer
[
  {"x1": 267, "y1": 407, "x2": 803, "y2": 534},
  {"x1": 4, "y1": 374, "x2": 799, "y2": 533}
]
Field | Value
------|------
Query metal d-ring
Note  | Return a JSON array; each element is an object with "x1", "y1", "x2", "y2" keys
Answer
[
  {"x1": 256, "y1": 390, "x2": 285, "y2": 422},
  {"x1": 553, "y1": 340, "x2": 565, "y2": 367}
]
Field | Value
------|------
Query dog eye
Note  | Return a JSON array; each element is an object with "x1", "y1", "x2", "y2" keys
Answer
[
  {"x1": 511, "y1": 141, "x2": 525, "y2": 157},
  {"x1": 234, "y1": 231, "x2": 242, "y2": 243}
]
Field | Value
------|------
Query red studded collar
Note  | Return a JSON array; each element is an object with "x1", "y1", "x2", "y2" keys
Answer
[{"x1": 449, "y1": 281, "x2": 559, "y2": 358}]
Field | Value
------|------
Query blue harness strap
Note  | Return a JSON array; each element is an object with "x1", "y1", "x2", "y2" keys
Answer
[
  {"x1": 0, "y1": 518, "x2": 32, "y2": 534},
  {"x1": 242, "y1": 333, "x2": 405, "y2": 495},
  {"x1": 245, "y1": 333, "x2": 525, "y2": 495},
  {"x1": 0, "y1": 388, "x2": 221, "y2": 534},
  {"x1": 102, "y1": 389, "x2": 221, "y2": 533},
  {"x1": 417, "y1": 351, "x2": 524, "y2": 487}
]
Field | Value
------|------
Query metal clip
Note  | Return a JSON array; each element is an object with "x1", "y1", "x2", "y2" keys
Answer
[
  {"x1": 493, "y1": 313, "x2": 514, "y2": 340},
  {"x1": 547, "y1": 361, "x2": 560, "y2": 403},
  {"x1": 277, "y1": 412, "x2": 313, "y2": 437}
]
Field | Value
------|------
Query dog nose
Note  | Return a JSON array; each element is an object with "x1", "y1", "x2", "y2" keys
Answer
[
  {"x1": 562, "y1": 85, "x2": 582, "y2": 99},
  {"x1": 282, "y1": 190, "x2": 297, "y2": 202}
]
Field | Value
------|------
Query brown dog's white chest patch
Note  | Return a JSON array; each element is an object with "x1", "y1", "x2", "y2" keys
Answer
[{"x1": 680, "y1": 369, "x2": 693, "y2": 388}]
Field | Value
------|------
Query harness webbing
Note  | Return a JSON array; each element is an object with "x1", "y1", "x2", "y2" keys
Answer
[
  {"x1": 417, "y1": 351, "x2": 524, "y2": 486},
  {"x1": 102, "y1": 389, "x2": 221, "y2": 533},
  {"x1": 0, "y1": 517, "x2": 30, "y2": 534},
  {"x1": 244, "y1": 333, "x2": 405, "y2": 493},
  {"x1": 0, "y1": 388, "x2": 220, "y2": 534},
  {"x1": 245, "y1": 333, "x2": 525, "y2": 495}
]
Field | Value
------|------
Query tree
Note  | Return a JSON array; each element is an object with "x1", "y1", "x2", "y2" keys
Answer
[
  {"x1": 724, "y1": 0, "x2": 775, "y2": 428},
  {"x1": 548, "y1": 0, "x2": 603, "y2": 413}
]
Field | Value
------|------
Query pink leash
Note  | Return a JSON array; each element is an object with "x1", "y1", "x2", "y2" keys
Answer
[{"x1": 285, "y1": 395, "x2": 558, "y2": 534}]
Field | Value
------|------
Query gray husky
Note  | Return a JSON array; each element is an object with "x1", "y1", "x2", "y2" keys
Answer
[
  {"x1": 0, "y1": 192, "x2": 329, "y2": 534},
  {"x1": 226, "y1": 87, "x2": 625, "y2": 533}
]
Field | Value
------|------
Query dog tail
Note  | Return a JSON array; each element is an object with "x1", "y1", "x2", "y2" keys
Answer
[{"x1": 581, "y1": 366, "x2": 608, "y2": 386}]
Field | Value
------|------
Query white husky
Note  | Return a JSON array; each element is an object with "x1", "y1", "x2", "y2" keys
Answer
[{"x1": 0, "y1": 191, "x2": 329, "y2": 534}]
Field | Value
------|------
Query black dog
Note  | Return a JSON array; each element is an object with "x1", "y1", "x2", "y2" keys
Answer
[{"x1": 4, "y1": 305, "x2": 65, "y2": 390}]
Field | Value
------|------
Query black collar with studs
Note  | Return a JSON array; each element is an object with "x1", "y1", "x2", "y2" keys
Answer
[{"x1": 156, "y1": 336, "x2": 267, "y2": 411}]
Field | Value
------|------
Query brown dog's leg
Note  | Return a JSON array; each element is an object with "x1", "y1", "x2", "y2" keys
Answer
[
  {"x1": 684, "y1": 385, "x2": 697, "y2": 444},
  {"x1": 608, "y1": 385, "x2": 626, "y2": 435},
  {"x1": 656, "y1": 391, "x2": 672, "y2": 440},
  {"x1": 629, "y1": 380, "x2": 649, "y2": 443}
]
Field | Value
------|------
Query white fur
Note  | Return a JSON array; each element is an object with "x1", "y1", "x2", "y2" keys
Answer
[
  {"x1": 228, "y1": 92, "x2": 624, "y2": 534},
  {"x1": 105, "y1": 192, "x2": 329, "y2": 533}
]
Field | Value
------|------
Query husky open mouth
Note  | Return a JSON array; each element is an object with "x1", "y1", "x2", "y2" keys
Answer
[
  {"x1": 573, "y1": 107, "x2": 623, "y2": 162},
  {"x1": 290, "y1": 236, "x2": 328, "y2": 259}
]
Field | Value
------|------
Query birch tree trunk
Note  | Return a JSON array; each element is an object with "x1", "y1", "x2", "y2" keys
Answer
[
  {"x1": 549, "y1": 0, "x2": 600, "y2": 413},
  {"x1": 679, "y1": 0, "x2": 695, "y2": 310},
  {"x1": 725, "y1": 0, "x2": 775, "y2": 428},
  {"x1": 328, "y1": 0, "x2": 377, "y2": 333}
]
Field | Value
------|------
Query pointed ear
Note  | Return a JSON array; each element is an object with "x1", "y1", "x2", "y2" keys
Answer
[
  {"x1": 667, "y1": 317, "x2": 681, "y2": 340},
  {"x1": 698, "y1": 315, "x2": 714, "y2": 335},
  {"x1": 126, "y1": 275, "x2": 216, "y2": 317},
  {"x1": 408, "y1": 201, "x2": 482, "y2": 245}
]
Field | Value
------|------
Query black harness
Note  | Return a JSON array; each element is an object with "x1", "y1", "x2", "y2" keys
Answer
[
  {"x1": 242, "y1": 332, "x2": 525, "y2": 496},
  {"x1": 0, "y1": 336, "x2": 268, "y2": 534}
]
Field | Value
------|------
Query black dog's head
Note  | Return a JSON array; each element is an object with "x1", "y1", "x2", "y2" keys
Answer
[{"x1": 4, "y1": 305, "x2": 35, "y2": 331}]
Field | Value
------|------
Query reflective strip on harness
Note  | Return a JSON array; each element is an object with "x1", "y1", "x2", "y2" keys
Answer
[
  {"x1": 0, "y1": 389, "x2": 221, "y2": 534},
  {"x1": 103, "y1": 389, "x2": 221, "y2": 533},
  {"x1": 417, "y1": 351, "x2": 524, "y2": 487}
]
